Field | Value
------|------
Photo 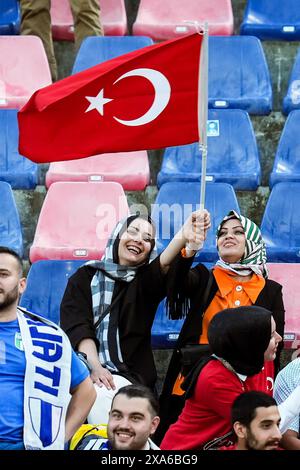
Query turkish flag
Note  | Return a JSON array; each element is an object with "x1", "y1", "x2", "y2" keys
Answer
[{"x1": 18, "y1": 33, "x2": 203, "y2": 163}]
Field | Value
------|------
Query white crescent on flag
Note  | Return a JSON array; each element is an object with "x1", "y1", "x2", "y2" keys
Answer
[{"x1": 85, "y1": 68, "x2": 171, "y2": 126}]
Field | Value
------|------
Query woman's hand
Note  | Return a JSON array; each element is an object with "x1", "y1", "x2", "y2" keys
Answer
[
  {"x1": 91, "y1": 362, "x2": 116, "y2": 390},
  {"x1": 182, "y1": 209, "x2": 211, "y2": 254}
]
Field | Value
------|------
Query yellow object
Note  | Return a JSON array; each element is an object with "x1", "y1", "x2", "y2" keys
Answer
[{"x1": 69, "y1": 424, "x2": 107, "y2": 450}]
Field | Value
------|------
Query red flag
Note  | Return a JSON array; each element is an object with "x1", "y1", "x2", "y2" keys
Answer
[{"x1": 18, "y1": 33, "x2": 203, "y2": 163}]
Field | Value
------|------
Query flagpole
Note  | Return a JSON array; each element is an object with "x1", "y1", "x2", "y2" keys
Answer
[{"x1": 198, "y1": 23, "x2": 209, "y2": 211}]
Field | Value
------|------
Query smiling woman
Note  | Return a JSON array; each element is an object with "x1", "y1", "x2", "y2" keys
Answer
[
  {"x1": 155, "y1": 210, "x2": 285, "y2": 445},
  {"x1": 60, "y1": 210, "x2": 211, "y2": 424}
]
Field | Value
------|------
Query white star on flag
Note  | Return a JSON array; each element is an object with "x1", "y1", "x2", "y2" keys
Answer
[{"x1": 85, "y1": 89, "x2": 113, "y2": 115}]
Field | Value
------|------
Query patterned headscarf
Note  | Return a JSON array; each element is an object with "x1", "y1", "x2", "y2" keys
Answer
[
  {"x1": 86, "y1": 214, "x2": 157, "y2": 372},
  {"x1": 215, "y1": 210, "x2": 268, "y2": 278}
]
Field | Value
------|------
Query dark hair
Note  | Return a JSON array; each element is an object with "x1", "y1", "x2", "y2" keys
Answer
[
  {"x1": 217, "y1": 215, "x2": 241, "y2": 238},
  {"x1": 231, "y1": 391, "x2": 277, "y2": 427},
  {"x1": 0, "y1": 246, "x2": 23, "y2": 274},
  {"x1": 112, "y1": 384, "x2": 159, "y2": 417}
]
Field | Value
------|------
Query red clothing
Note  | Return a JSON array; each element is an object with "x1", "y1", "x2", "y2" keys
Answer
[
  {"x1": 246, "y1": 361, "x2": 274, "y2": 396},
  {"x1": 220, "y1": 445, "x2": 283, "y2": 451},
  {"x1": 160, "y1": 360, "x2": 273, "y2": 451}
]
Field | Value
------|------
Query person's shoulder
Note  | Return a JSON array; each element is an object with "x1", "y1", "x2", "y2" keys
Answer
[
  {"x1": 265, "y1": 277, "x2": 283, "y2": 290},
  {"x1": 200, "y1": 358, "x2": 231, "y2": 379},
  {"x1": 278, "y1": 357, "x2": 300, "y2": 378},
  {"x1": 70, "y1": 264, "x2": 95, "y2": 282}
]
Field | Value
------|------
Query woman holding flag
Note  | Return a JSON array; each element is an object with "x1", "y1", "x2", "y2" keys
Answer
[
  {"x1": 156, "y1": 210, "x2": 285, "y2": 444},
  {"x1": 60, "y1": 209, "x2": 210, "y2": 424}
]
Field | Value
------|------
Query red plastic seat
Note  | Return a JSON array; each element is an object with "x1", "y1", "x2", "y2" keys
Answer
[
  {"x1": 51, "y1": 0, "x2": 127, "y2": 39},
  {"x1": 133, "y1": 0, "x2": 233, "y2": 40},
  {"x1": 268, "y1": 263, "x2": 300, "y2": 349},
  {"x1": 45, "y1": 151, "x2": 150, "y2": 191},
  {"x1": 0, "y1": 36, "x2": 51, "y2": 109},
  {"x1": 29, "y1": 182, "x2": 129, "y2": 262}
]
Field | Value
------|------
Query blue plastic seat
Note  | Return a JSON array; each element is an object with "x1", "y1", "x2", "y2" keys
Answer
[
  {"x1": 283, "y1": 50, "x2": 300, "y2": 115},
  {"x1": 208, "y1": 36, "x2": 272, "y2": 115},
  {"x1": 0, "y1": 110, "x2": 38, "y2": 189},
  {"x1": 240, "y1": 0, "x2": 300, "y2": 40},
  {"x1": 270, "y1": 111, "x2": 300, "y2": 188},
  {"x1": 157, "y1": 109, "x2": 261, "y2": 190},
  {"x1": 0, "y1": 181, "x2": 23, "y2": 256},
  {"x1": 72, "y1": 36, "x2": 153, "y2": 74},
  {"x1": 151, "y1": 182, "x2": 240, "y2": 263},
  {"x1": 20, "y1": 260, "x2": 84, "y2": 324},
  {"x1": 261, "y1": 182, "x2": 300, "y2": 262},
  {"x1": 152, "y1": 300, "x2": 184, "y2": 349},
  {"x1": 0, "y1": 0, "x2": 20, "y2": 35}
]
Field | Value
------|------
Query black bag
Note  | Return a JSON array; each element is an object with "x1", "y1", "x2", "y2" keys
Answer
[{"x1": 179, "y1": 343, "x2": 211, "y2": 377}]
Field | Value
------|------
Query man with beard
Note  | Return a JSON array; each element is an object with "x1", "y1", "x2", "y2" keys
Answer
[
  {"x1": 221, "y1": 391, "x2": 282, "y2": 451},
  {"x1": 0, "y1": 246, "x2": 96, "y2": 450},
  {"x1": 74, "y1": 384, "x2": 160, "y2": 450}
]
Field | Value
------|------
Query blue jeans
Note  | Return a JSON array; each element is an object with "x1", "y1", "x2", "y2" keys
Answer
[{"x1": 0, "y1": 441, "x2": 25, "y2": 450}]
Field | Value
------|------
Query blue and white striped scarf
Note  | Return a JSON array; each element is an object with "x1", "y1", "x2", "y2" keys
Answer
[
  {"x1": 215, "y1": 210, "x2": 268, "y2": 278},
  {"x1": 17, "y1": 308, "x2": 71, "y2": 450},
  {"x1": 86, "y1": 215, "x2": 157, "y2": 372}
]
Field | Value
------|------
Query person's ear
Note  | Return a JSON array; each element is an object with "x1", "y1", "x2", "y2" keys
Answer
[
  {"x1": 150, "y1": 416, "x2": 160, "y2": 435},
  {"x1": 19, "y1": 277, "x2": 27, "y2": 295},
  {"x1": 233, "y1": 421, "x2": 247, "y2": 439}
]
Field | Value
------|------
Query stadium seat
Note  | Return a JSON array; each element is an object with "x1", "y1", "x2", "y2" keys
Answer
[
  {"x1": 268, "y1": 263, "x2": 300, "y2": 349},
  {"x1": 20, "y1": 260, "x2": 83, "y2": 324},
  {"x1": 0, "y1": 109, "x2": 38, "y2": 189},
  {"x1": 270, "y1": 111, "x2": 300, "y2": 188},
  {"x1": 152, "y1": 300, "x2": 184, "y2": 349},
  {"x1": 51, "y1": 0, "x2": 127, "y2": 39},
  {"x1": 45, "y1": 151, "x2": 150, "y2": 191},
  {"x1": 157, "y1": 109, "x2": 261, "y2": 190},
  {"x1": 283, "y1": 49, "x2": 300, "y2": 115},
  {"x1": 133, "y1": 0, "x2": 233, "y2": 40},
  {"x1": 241, "y1": 0, "x2": 300, "y2": 40},
  {"x1": 0, "y1": 0, "x2": 20, "y2": 35},
  {"x1": 151, "y1": 182, "x2": 240, "y2": 263},
  {"x1": 0, "y1": 36, "x2": 51, "y2": 109},
  {"x1": 72, "y1": 35, "x2": 153, "y2": 74},
  {"x1": 208, "y1": 36, "x2": 272, "y2": 115},
  {"x1": 0, "y1": 181, "x2": 23, "y2": 256},
  {"x1": 261, "y1": 182, "x2": 300, "y2": 262},
  {"x1": 29, "y1": 181, "x2": 129, "y2": 263}
]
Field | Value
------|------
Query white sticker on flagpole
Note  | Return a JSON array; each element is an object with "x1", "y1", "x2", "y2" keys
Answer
[{"x1": 207, "y1": 120, "x2": 220, "y2": 137}]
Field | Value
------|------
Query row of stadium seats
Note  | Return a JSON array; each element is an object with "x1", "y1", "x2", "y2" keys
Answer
[
  {"x1": 0, "y1": 0, "x2": 234, "y2": 39},
  {"x1": 1, "y1": 34, "x2": 300, "y2": 116},
  {"x1": 2, "y1": 180, "x2": 300, "y2": 264},
  {"x1": 3, "y1": 105, "x2": 300, "y2": 191},
  {"x1": 0, "y1": 35, "x2": 272, "y2": 114},
  {"x1": 3, "y1": 1, "x2": 300, "y2": 41}
]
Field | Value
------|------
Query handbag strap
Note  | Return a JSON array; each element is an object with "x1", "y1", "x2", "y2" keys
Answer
[
  {"x1": 94, "y1": 286, "x2": 125, "y2": 329},
  {"x1": 200, "y1": 269, "x2": 214, "y2": 315}
]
